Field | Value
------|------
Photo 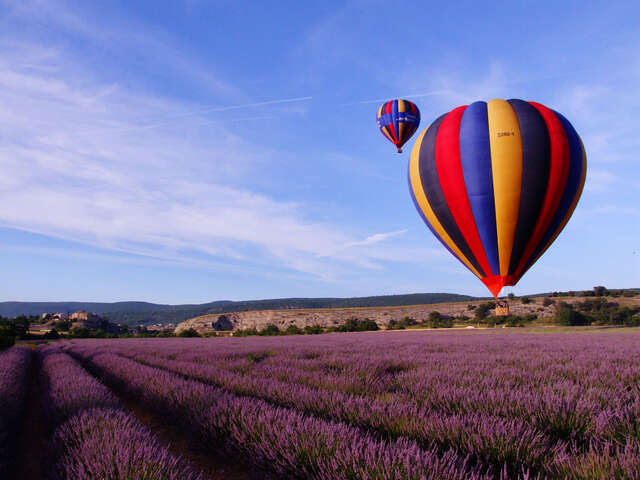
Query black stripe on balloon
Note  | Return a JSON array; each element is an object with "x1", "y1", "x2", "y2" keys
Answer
[
  {"x1": 519, "y1": 112, "x2": 585, "y2": 279},
  {"x1": 418, "y1": 113, "x2": 486, "y2": 277},
  {"x1": 506, "y1": 99, "x2": 551, "y2": 275}
]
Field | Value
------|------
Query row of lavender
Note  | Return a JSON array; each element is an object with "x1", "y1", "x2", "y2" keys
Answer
[
  {"x1": 112, "y1": 347, "x2": 552, "y2": 475},
  {"x1": 0, "y1": 347, "x2": 32, "y2": 478},
  {"x1": 38, "y1": 345, "x2": 204, "y2": 480},
  {"x1": 63, "y1": 331, "x2": 640, "y2": 478},
  {"x1": 65, "y1": 344, "x2": 491, "y2": 480}
]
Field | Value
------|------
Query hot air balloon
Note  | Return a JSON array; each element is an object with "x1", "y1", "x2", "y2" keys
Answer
[
  {"x1": 377, "y1": 99, "x2": 420, "y2": 153},
  {"x1": 408, "y1": 99, "x2": 586, "y2": 298}
]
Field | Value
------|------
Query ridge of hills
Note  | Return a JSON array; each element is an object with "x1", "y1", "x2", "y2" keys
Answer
[{"x1": 0, "y1": 293, "x2": 476, "y2": 326}]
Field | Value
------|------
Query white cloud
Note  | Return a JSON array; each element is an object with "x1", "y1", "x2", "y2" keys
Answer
[
  {"x1": 584, "y1": 169, "x2": 619, "y2": 192},
  {"x1": 0, "y1": 35, "x2": 417, "y2": 280},
  {"x1": 589, "y1": 205, "x2": 639, "y2": 216},
  {"x1": 1, "y1": 0, "x2": 246, "y2": 102},
  {"x1": 343, "y1": 229, "x2": 407, "y2": 248}
]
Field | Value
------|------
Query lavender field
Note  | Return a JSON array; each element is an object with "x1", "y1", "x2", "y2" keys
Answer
[{"x1": 3, "y1": 329, "x2": 640, "y2": 479}]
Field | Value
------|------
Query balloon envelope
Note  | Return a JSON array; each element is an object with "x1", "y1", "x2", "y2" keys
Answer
[
  {"x1": 408, "y1": 99, "x2": 586, "y2": 297},
  {"x1": 377, "y1": 99, "x2": 420, "y2": 152}
]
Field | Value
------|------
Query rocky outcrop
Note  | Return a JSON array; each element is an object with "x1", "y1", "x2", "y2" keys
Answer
[{"x1": 174, "y1": 297, "x2": 566, "y2": 335}]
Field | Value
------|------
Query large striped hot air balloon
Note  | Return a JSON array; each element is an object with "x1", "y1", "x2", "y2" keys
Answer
[
  {"x1": 377, "y1": 99, "x2": 420, "y2": 153},
  {"x1": 409, "y1": 99, "x2": 586, "y2": 298}
]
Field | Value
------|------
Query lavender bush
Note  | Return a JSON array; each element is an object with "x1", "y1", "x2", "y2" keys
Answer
[
  {"x1": 68, "y1": 348, "x2": 487, "y2": 479},
  {"x1": 39, "y1": 345, "x2": 120, "y2": 426},
  {"x1": 0, "y1": 347, "x2": 32, "y2": 476},
  {"x1": 50, "y1": 408, "x2": 203, "y2": 480},
  {"x1": 123, "y1": 350, "x2": 552, "y2": 474},
  {"x1": 39, "y1": 346, "x2": 204, "y2": 480},
  {"x1": 61, "y1": 329, "x2": 640, "y2": 479}
]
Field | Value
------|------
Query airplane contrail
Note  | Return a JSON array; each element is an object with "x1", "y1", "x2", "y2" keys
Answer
[
  {"x1": 105, "y1": 96, "x2": 314, "y2": 133},
  {"x1": 36, "y1": 96, "x2": 313, "y2": 140},
  {"x1": 342, "y1": 68, "x2": 592, "y2": 107},
  {"x1": 339, "y1": 91, "x2": 449, "y2": 107},
  {"x1": 163, "y1": 96, "x2": 314, "y2": 119}
]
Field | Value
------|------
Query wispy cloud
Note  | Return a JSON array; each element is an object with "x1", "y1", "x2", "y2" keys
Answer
[
  {"x1": 342, "y1": 69, "x2": 592, "y2": 107},
  {"x1": 589, "y1": 205, "x2": 639, "y2": 216},
  {"x1": 1, "y1": 0, "x2": 246, "y2": 102},
  {"x1": 0, "y1": 37, "x2": 410, "y2": 281},
  {"x1": 343, "y1": 229, "x2": 407, "y2": 248},
  {"x1": 339, "y1": 91, "x2": 449, "y2": 107},
  {"x1": 52, "y1": 96, "x2": 313, "y2": 139},
  {"x1": 585, "y1": 169, "x2": 619, "y2": 192}
]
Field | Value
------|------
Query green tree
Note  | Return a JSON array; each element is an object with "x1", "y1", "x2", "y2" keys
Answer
[
  {"x1": 0, "y1": 324, "x2": 14, "y2": 350},
  {"x1": 259, "y1": 324, "x2": 281, "y2": 336},
  {"x1": 554, "y1": 303, "x2": 589, "y2": 326},
  {"x1": 625, "y1": 313, "x2": 640, "y2": 327},
  {"x1": 54, "y1": 320, "x2": 71, "y2": 331},
  {"x1": 12, "y1": 316, "x2": 30, "y2": 339},
  {"x1": 234, "y1": 328, "x2": 259, "y2": 337},
  {"x1": 303, "y1": 324, "x2": 324, "y2": 335},
  {"x1": 284, "y1": 325, "x2": 303, "y2": 335},
  {"x1": 475, "y1": 302, "x2": 495, "y2": 320},
  {"x1": 386, "y1": 319, "x2": 405, "y2": 330},
  {"x1": 426, "y1": 311, "x2": 453, "y2": 328},
  {"x1": 71, "y1": 327, "x2": 92, "y2": 338},
  {"x1": 593, "y1": 286, "x2": 609, "y2": 297},
  {"x1": 44, "y1": 328, "x2": 60, "y2": 340},
  {"x1": 178, "y1": 328, "x2": 200, "y2": 337},
  {"x1": 335, "y1": 318, "x2": 379, "y2": 332}
]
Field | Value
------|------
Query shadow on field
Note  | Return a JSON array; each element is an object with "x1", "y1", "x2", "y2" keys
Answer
[
  {"x1": 13, "y1": 354, "x2": 45, "y2": 480},
  {"x1": 117, "y1": 394, "x2": 258, "y2": 480}
]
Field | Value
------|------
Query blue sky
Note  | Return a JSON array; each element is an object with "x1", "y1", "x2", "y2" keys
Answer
[{"x1": 0, "y1": 0, "x2": 638, "y2": 303}]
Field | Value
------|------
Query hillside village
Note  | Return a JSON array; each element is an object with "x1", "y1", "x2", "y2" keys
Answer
[{"x1": 28, "y1": 310, "x2": 123, "y2": 336}]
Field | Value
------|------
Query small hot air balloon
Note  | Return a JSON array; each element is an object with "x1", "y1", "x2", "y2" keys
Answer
[
  {"x1": 408, "y1": 99, "x2": 586, "y2": 298},
  {"x1": 377, "y1": 99, "x2": 420, "y2": 153}
]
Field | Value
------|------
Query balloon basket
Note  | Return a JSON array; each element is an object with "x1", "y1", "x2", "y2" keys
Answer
[{"x1": 495, "y1": 301, "x2": 510, "y2": 317}]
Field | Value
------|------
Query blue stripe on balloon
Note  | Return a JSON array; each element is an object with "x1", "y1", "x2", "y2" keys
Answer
[
  {"x1": 392, "y1": 100, "x2": 399, "y2": 140},
  {"x1": 377, "y1": 113, "x2": 419, "y2": 126},
  {"x1": 458, "y1": 101, "x2": 500, "y2": 276},
  {"x1": 521, "y1": 111, "x2": 584, "y2": 275}
]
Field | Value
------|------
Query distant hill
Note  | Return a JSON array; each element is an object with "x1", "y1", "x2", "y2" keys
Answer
[{"x1": 0, "y1": 293, "x2": 475, "y2": 326}]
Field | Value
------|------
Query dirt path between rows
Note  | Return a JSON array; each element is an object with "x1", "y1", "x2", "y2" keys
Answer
[
  {"x1": 12, "y1": 353, "x2": 46, "y2": 480},
  {"x1": 112, "y1": 390, "x2": 266, "y2": 480},
  {"x1": 13, "y1": 348, "x2": 259, "y2": 480},
  {"x1": 117, "y1": 394, "x2": 259, "y2": 480}
]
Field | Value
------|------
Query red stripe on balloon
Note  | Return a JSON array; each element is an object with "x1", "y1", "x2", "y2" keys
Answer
[
  {"x1": 386, "y1": 122, "x2": 398, "y2": 143},
  {"x1": 514, "y1": 102, "x2": 571, "y2": 277},
  {"x1": 435, "y1": 105, "x2": 493, "y2": 279},
  {"x1": 385, "y1": 101, "x2": 393, "y2": 114}
]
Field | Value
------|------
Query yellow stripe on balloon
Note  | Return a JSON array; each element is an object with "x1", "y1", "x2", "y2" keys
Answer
[
  {"x1": 381, "y1": 125, "x2": 393, "y2": 141},
  {"x1": 521, "y1": 137, "x2": 587, "y2": 277},
  {"x1": 377, "y1": 104, "x2": 384, "y2": 118},
  {"x1": 409, "y1": 128, "x2": 483, "y2": 278},
  {"x1": 487, "y1": 99, "x2": 522, "y2": 276},
  {"x1": 398, "y1": 100, "x2": 406, "y2": 140}
]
